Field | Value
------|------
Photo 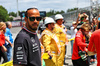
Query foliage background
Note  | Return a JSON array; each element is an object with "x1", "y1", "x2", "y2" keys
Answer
[{"x1": 0, "y1": 5, "x2": 78, "y2": 22}]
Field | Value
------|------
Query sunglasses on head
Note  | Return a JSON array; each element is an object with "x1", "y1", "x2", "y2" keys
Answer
[{"x1": 28, "y1": 17, "x2": 42, "y2": 21}]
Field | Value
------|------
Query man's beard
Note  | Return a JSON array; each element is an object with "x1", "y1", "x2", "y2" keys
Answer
[
  {"x1": 28, "y1": 22, "x2": 38, "y2": 31},
  {"x1": 51, "y1": 26, "x2": 54, "y2": 31},
  {"x1": 29, "y1": 24, "x2": 37, "y2": 31},
  {"x1": 51, "y1": 27, "x2": 54, "y2": 30}
]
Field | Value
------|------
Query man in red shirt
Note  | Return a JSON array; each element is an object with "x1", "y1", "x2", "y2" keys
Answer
[
  {"x1": 72, "y1": 23, "x2": 91, "y2": 66},
  {"x1": 88, "y1": 29, "x2": 100, "y2": 66}
]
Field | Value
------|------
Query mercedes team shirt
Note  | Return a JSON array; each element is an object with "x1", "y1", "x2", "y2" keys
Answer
[{"x1": 13, "y1": 27, "x2": 41, "y2": 66}]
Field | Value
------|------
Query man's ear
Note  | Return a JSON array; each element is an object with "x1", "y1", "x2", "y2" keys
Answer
[{"x1": 25, "y1": 17, "x2": 27, "y2": 22}]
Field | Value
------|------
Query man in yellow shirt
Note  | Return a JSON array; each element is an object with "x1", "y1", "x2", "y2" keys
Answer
[
  {"x1": 41, "y1": 17, "x2": 60, "y2": 66},
  {"x1": 53, "y1": 14, "x2": 68, "y2": 66}
]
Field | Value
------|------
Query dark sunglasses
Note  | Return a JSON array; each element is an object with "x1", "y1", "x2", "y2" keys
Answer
[{"x1": 28, "y1": 17, "x2": 42, "y2": 21}]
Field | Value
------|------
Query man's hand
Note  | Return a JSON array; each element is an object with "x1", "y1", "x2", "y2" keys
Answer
[
  {"x1": 5, "y1": 37, "x2": 13, "y2": 47},
  {"x1": 2, "y1": 45, "x2": 7, "y2": 52},
  {"x1": 47, "y1": 51, "x2": 53, "y2": 57},
  {"x1": 78, "y1": 13, "x2": 80, "y2": 18},
  {"x1": 10, "y1": 44, "x2": 13, "y2": 47},
  {"x1": 48, "y1": 51, "x2": 51, "y2": 56}
]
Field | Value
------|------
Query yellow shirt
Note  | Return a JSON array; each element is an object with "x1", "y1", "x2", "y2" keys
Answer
[
  {"x1": 41, "y1": 28, "x2": 60, "y2": 54},
  {"x1": 53, "y1": 24, "x2": 67, "y2": 46}
]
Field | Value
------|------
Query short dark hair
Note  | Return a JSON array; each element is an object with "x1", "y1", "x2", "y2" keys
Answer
[{"x1": 25, "y1": 8, "x2": 38, "y2": 18}]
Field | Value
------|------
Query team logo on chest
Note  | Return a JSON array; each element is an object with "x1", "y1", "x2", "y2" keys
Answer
[
  {"x1": 31, "y1": 37, "x2": 39, "y2": 52},
  {"x1": 31, "y1": 37, "x2": 35, "y2": 43}
]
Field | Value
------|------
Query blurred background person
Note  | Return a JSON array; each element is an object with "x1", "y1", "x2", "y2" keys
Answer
[
  {"x1": 4, "y1": 22, "x2": 13, "y2": 61},
  {"x1": 53, "y1": 14, "x2": 68, "y2": 66},
  {"x1": 97, "y1": 14, "x2": 100, "y2": 29},
  {"x1": 0, "y1": 22, "x2": 8, "y2": 63},
  {"x1": 70, "y1": 21, "x2": 77, "y2": 55},
  {"x1": 88, "y1": 18, "x2": 97, "y2": 64},
  {"x1": 76, "y1": 13, "x2": 89, "y2": 30},
  {"x1": 92, "y1": 18, "x2": 98, "y2": 32},
  {"x1": 22, "y1": 22, "x2": 26, "y2": 27},
  {"x1": 41, "y1": 17, "x2": 59, "y2": 66},
  {"x1": 38, "y1": 17, "x2": 46, "y2": 35}
]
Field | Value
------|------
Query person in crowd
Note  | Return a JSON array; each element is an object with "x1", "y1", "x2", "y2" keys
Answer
[
  {"x1": 76, "y1": 13, "x2": 89, "y2": 30},
  {"x1": 62, "y1": 20, "x2": 68, "y2": 64},
  {"x1": 92, "y1": 18, "x2": 98, "y2": 32},
  {"x1": 76, "y1": 13, "x2": 92, "y2": 65},
  {"x1": 41, "y1": 17, "x2": 60, "y2": 66},
  {"x1": 88, "y1": 28, "x2": 100, "y2": 66},
  {"x1": 94, "y1": 15, "x2": 100, "y2": 30},
  {"x1": 38, "y1": 18, "x2": 46, "y2": 34},
  {"x1": 22, "y1": 22, "x2": 26, "y2": 27},
  {"x1": 72, "y1": 23, "x2": 91, "y2": 66},
  {"x1": 21, "y1": 22, "x2": 26, "y2": 29},
  {"x1": 0, "y1": 22, "x2": 8, "y2": 63},
  {"x1": 77, "y1": 13, "x2": 88, "y2": 25},
  {"x1": 13, "y1": 8, "x2": 42, "y2": 66},
  {"x1": 62, "y1": 20, "x2": 67, "y2": 32},
  {"x1": 96, "y1": 14, "x2": 100, "y2": 29},
  {"x1": 4, "y1": 22, "x2": 13, "y2": 61},
  {"x1": 53, "y1": 14, "x2": 68, "y2": 66},
  {"x1": 88, "y1": 18, "x2": 97, "y2": 64},
  {"x1": 70, "y1": 21, "x2": 77, "y2": 55}
]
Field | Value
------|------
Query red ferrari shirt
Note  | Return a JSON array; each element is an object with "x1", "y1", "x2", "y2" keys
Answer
[
  {"x1": 88, "y1": 29, "x2": 100, "y2": 66},
  {"x1": 72, "y1": 30, "x2": 87, "y2": 60},
  {"x1": 0, "y1": 31, "x2": 5, "y2": 46}
]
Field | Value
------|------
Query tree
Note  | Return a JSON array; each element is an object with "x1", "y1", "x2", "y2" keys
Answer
[
  {"x1": 46, "y1": 10, "x2": 65, "y2": 17},
  {"x1": 46, "y1": 10, "x2": 55, "y2": 16},
  {"x1": 0, "y1": 5, "x2": 9, "y2": 22},
  {"x1": 67, "y1": 8, "x2": 78, "y2": 12},
  {"x1": 8, "y1": 17, "x2": 13, "y2": 21},
  {"x1": 60, "y1": 10, "x2": 65, "y2": 13},
  {"x1": 9, "y1": 12, "x2": 17, "y2": 17}
]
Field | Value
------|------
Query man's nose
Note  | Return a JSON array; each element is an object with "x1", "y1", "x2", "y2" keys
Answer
[{"x1": 34, "y1": 18, "x2": 38, "y2": 23}]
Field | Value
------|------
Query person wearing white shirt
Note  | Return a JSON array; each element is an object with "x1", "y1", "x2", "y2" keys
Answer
[{"x1": 70, "y1": 21, "x2": 77, "y2": 55}]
